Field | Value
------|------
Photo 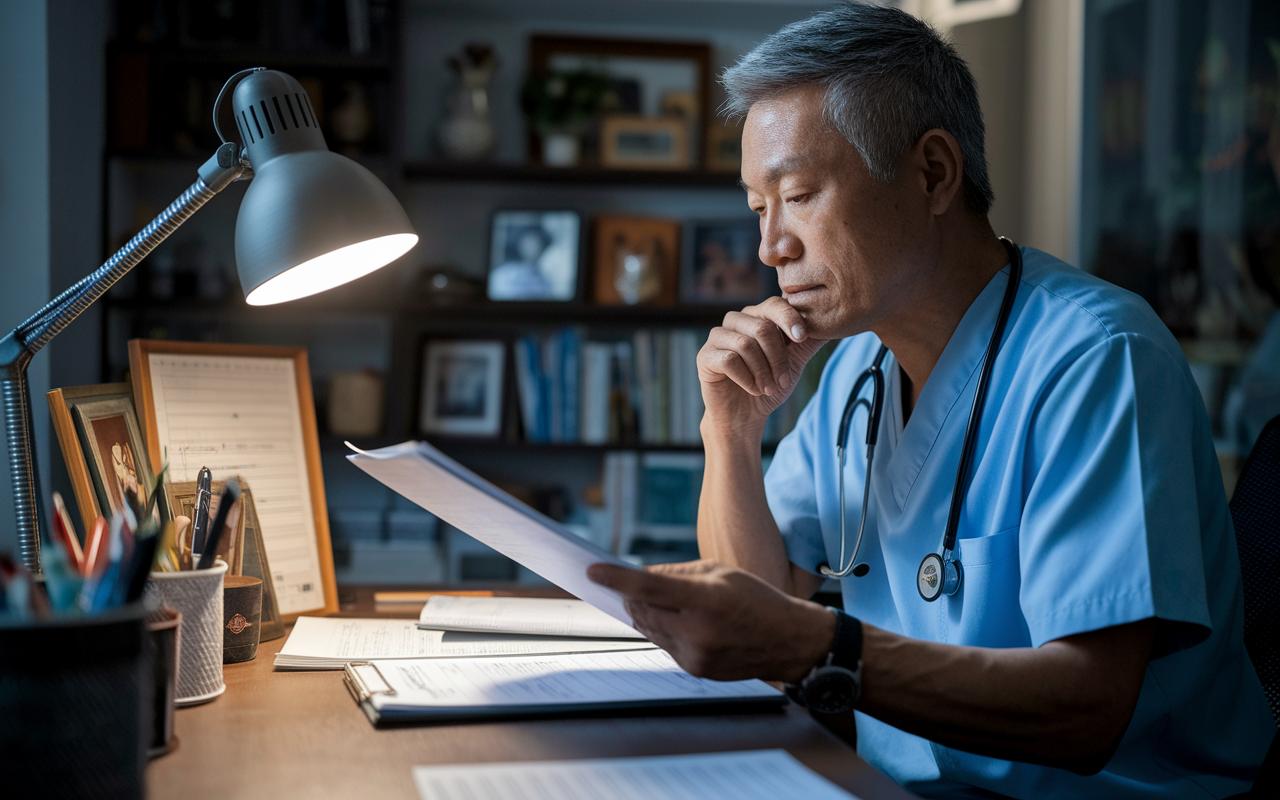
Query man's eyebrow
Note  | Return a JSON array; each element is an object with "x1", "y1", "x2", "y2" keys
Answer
[{"x1": 740, "y1": 157, "x2": 811, "y2": 193}]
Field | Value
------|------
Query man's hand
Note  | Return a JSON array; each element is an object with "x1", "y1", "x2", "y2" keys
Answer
[
  {"x1": 698, "y1": 298, "x2": 829, "y2": 435},
  {"x1": 587, "y1": 559, "x2": 835, "y2": 683}
]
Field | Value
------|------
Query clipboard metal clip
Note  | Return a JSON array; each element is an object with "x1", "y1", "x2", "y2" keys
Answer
[{"x1": 344, "y1": 661, "x2": 397, "y2": 704}]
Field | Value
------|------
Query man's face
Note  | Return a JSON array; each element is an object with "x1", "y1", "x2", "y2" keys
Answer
[{"x1": 741, "y1": 85, "x2": 931, "y2": 339}]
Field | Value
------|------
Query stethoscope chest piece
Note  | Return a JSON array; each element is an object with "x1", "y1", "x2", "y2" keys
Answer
[{"x1": 916, "y1": 551, "x2": 962, "y2": 602}]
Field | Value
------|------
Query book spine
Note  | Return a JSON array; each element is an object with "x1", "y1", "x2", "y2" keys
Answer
[
  {"x1": 515, "y1": 337, "x2": 541, "y2": 442},
  {"x1": 562, "y1": 328, "x2": 581, "y2": 444}
]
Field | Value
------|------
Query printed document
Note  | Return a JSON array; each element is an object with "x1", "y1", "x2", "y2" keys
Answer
[
  {"x1": 147, "y1": 353, "x2": 324, "y2": 614},
  {"x1": 411, "y1": 750, "x2": 861, "y2": 800},
  {"x1": 360, "y1": 649, "x2": 782, "y2": 720},
  {"x1": 347, "y1": 441, "x2": 638, "y2": 624},
  {"x1": 418, "y1": 596, "x2": 643, "y2": 639},
  {"x1": 275, "y1": 617, "x2": 654, "y2": 669}
]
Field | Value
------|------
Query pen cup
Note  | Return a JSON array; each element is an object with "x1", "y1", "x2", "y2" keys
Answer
[
  {"x1": 0, "y1": 604, "x2": 149, "y2": 799},
  {"x1": 145, "y1": 560, "x2": 227, "y2": 705},
  {"x1": 146, "y1": 606, "x2": 181, "y2": 758},
  {"x1": 222, "y1": 575, "x2": 262, "y2": 663}
]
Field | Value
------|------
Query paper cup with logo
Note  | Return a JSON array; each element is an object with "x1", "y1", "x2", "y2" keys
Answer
[
  {"x1": 222, "y1": 576, "x2": 262, "y2": 663},
  {"x1": 145, "y1": 560, "x2": 227, "y2": 705}
]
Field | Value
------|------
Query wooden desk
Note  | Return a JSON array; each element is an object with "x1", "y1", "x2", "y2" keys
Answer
[{"x1": 147, "y1": 588, "x2": 917, "y2": 800}]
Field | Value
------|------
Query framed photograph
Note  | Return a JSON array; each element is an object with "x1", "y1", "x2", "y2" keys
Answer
[
  {"x1": 528, "y1": 35, "x2": 711, "y2": 167},
  {"x1": 72, "y1": 396, "x2": 157, "y2": 524},
  {"x1": 419, "y1": 340, "x2": 507, "y2": 437},
  {"x1": 601, "y1": 116, "x2": 689, "y2": 170},
  {"x1": 487, "y1": 210, "x2": 581, "y2": 301},
  {"x1": 164, "y1": 479, "x2": 285, "y2": 642},
  {"x1": 47, "y1": 382, "x2": 138, "y2": 535},
  {"x1": 130, "y1": 339, "x2": 339, "y2": 620},
  {"x1": 705, "y1": 115, "x2": 744, "y2": 173},
  {"x1": 681, "y1": 219, "x2": 777, "y2": 305},
  {"x1": 592, "y1": 215, "x2": 681, "y2": 306}
]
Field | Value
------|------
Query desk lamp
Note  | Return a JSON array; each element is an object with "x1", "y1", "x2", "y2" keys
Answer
[{"x1": 1, "y1": 68, "x2": 417, "y2": 573}]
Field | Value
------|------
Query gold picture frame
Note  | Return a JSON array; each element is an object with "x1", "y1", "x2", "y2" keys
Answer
[
  {"x1": 600, "y1": 116, "x2": 690, "y2": 170},
  {"x1": 47, "y1": 382, "x2": 134, "y2": 535},
  {"x1": 130, "y1": 339, "x2": 339, "y2": 620}
]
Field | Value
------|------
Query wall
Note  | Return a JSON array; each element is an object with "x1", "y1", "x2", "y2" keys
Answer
[{"x1": 0, "y1": 0, "x2": 52, "y2": 558}]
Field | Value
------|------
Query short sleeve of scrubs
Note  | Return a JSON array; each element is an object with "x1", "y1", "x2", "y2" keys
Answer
[
  {"x1": 1018, "y1": 332, "x2": 1212, "y2": 651},
  {"x1": 766, "y1": 385, "x2": 828, "y2": 576}
]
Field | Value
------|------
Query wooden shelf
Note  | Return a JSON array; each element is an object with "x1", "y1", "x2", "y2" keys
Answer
[{"x1": 403, "y1": 161, "x2": 743, "y2": 189}]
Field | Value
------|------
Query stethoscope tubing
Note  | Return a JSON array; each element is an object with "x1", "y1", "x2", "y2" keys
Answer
[{"x1": 821, "y1": 238, "x2": 1024, "y2": 592}]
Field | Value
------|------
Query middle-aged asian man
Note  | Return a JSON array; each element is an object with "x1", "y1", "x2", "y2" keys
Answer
[{"x1": 588, "y1": 4, "x2": 1274, "y2": 798}]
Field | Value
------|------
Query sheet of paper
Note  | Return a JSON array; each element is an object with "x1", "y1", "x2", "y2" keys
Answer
[
  {"x1": 412, "y1": 750, "x2": 861, "y2": 800},
  {"x1": 368, "y1": 649, "x2": 781, "y2": 713},
  {"x1": 275, "y1": 617, "x2": 655, "y2": 669},
  {"x1": 347, "y1": 441, "x2": 639, "y2": 625},
  {"x1": 147, "y1": 353, "x2": 323, "y2": 614},
  {"x1": 418, "y1": 596, "x2": 643, "y2": 639}
]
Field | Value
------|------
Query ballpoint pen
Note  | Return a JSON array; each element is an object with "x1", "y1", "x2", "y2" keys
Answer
[
  {"x1": 191, "y1": 466, "x2": 213, "y2": 566},
  {"x1": 197, "y1": 478, "x2": 241, "y2": 571}
]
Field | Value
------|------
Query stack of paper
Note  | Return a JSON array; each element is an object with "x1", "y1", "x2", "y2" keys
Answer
[
  {"x1": 411, "y1": 750, "x2": 861, "y2": 800},
  {"x1": 417, "y1": 596, "x2": 644, "y2": 639},
  {"x1": 346, "y1": 649, "x2": 785, "y2": 725},
  {"x1": 274, "y1": 617, "x2": 655, "y2": 670}
]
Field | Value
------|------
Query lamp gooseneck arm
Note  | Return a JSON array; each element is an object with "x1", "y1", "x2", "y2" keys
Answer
[{"x1": 2, "y1": 143, "x2": 246, "y2": 573}]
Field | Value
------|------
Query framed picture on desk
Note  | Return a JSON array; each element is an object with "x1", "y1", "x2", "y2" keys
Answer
[{"x1": 129, "y1": 339, "x2": 340, "y2": 620}]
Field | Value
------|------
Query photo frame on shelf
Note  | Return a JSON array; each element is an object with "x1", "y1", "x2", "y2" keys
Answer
[
  {"x1": 592, "y1": 215, "x2": 681, "y2": 306},
  {"x1": 47, "y1": 382, "x2": 147, "y2": 535},
  {"x1": 418, "y1": 340, "x2": 507, "y2": 437},
  {"x1": 487, "y1": 210, "x2": 582, "y2": 301},
  {"x1": 527, "y1": 35, "x2": 712, "y2": 168},
  {"x1": 164, "y1": 478, "x2": 285, "y2": 641},
  {"x1": 129, "y1": 339, "x2": 339, "y2": 620},
  {"x1": 600, "y1": 116, "x2": 690, "y2": 170},
  {"x1": 680, "y1": 219, "x2": 777, "y2": 305},
  {"x1": 705, "y1": 116, "x2": 744, "y2": 173}
]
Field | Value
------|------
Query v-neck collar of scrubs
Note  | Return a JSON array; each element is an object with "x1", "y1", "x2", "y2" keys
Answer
[{"x1": 880, "y1": 265, "x2": 1013, "y2": 511}]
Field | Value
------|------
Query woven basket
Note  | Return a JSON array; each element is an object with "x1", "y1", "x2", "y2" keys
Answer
[{"x1": 145, "y1": 560, "x2": 227, "y2": 704}]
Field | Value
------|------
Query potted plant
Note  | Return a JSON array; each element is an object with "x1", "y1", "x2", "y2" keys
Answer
[{"x1": 521, "y1": 69, "x2": 610, "y2": 167}]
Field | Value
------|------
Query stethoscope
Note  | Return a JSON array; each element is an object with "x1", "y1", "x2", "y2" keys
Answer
[{"x1": 819, "y1": 238, "x2": 1023, "y2": 603}]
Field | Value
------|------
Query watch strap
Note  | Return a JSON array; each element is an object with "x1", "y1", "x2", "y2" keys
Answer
[{"x1": 826, "y1": 607, "x2": 863, "y2": 671}]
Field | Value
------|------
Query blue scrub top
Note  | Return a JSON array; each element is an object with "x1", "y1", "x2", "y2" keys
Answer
[{"x1": 765, "y1": 247, "x2": 1273, "y2": 799}]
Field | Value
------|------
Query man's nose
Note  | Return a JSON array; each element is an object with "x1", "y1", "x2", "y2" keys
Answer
[{"x1": 759, "y1": 214, "x2": 801, "y2": 267}]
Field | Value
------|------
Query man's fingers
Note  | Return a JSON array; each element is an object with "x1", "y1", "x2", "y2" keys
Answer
[
  {"x1": 746, "y1": 296, "x2": 808, "y2": 344},
  {"x1": 704, "y1": 328, "x2": 777, "y2": 395},
  {"x1": 720, "y1": 312, "x2": 793, "y2": 392},
  {"x1": 587, "y1": 563, "x2": 700, "y2": 610}
]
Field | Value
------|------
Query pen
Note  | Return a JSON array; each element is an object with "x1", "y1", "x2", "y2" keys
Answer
[
  {"x1": 51, "y1": 492, "x2": 84, "y2": 574},
  {"x1": 191, "y1": 466, "x2": 213, "y2": 565},
  {"x1": 197, "y1": 478, "x2": 241, "y2": 570}
]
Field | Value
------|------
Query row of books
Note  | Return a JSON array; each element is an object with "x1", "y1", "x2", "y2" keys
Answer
[
  {"x1": 514, "y1": 328, "x2": 707, "y2": 446},
  {"x1": 512, "y1": 327, "x2": 831, "y2": 447}
]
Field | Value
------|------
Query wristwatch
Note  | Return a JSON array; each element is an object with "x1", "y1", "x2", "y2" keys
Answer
[{"x1": 788, "y1": 607, "x2": 863, "y2": 714}]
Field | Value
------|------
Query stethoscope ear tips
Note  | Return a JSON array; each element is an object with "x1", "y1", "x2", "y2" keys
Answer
[{"x1": 852, "y1": 563, "x2": 870, "y2": 578}]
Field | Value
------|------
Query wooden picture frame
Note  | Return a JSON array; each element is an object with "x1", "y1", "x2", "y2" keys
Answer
[
  {"x1": 418, "y1": 340, "x2": 507, "y2": 438},
  {"x1": 600, "y1": 116, "x2": 689, "y2": 170},
  {"x1": 592, "y1": 215, "x2": 681, "y2": 306},
  {"x1": 47, "y1": 382, "x2": 141, "y2": 535},
  {"x1": 129, "y1": 340, "x2": 339, "y2": 620},
  {"x1": 527, "y1": 34, "x2": 712, "y2": 168},
  {"x1": 680, "y1": 218, "x2": 776, "y2": 305},
  {"x1": 73, "y1": 396, "x2": 157, "y2": 522},
  {"x1": 164, "y1": 479, "x2": 286, "y2": 642}
]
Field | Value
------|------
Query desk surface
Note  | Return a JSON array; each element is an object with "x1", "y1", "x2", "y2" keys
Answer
[{"x1": 147, "y1": 588, "x2": 917, "y2": 800}]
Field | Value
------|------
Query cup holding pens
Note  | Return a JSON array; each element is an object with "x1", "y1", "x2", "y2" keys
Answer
[{"x1": 145, "y1": 560, "x2": 227, "y2": 705}]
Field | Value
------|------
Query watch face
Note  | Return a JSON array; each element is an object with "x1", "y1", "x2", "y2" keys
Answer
[{"x1": 804, "y1": 667, "x2": 858, "y2": 714}]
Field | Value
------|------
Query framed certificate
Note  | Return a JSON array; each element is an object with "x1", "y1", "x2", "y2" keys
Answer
[{"x1": 129, "y1": 339, "x2": 339, "y2": 619}]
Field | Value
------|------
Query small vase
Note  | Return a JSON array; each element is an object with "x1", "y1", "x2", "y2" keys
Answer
[
  {"x1": 541, "y1": 132, "x2": 580, "y2": 167},
  {"x1": 437, "y1": 44, "x2": 499, "y2": 162}
]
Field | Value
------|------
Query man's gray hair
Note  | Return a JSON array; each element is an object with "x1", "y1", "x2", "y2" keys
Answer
[{"x1": 722, "y1": 2, "x2": 994, "y2": 215}]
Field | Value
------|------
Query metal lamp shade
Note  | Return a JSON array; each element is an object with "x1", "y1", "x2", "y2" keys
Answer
[
  {"x1": 230, "y1": 69, "x2": 416, "y2": 306},
  {"x1": 235, "y1": 151, "x2": 417, "y2": 305}
]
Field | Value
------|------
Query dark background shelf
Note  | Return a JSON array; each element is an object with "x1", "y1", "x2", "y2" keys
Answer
[{"x1": 403, "y1": 161, "x2": 743, "y2": 189}]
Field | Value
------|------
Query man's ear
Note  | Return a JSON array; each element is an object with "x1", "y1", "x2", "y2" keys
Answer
[{"x1": 912, "y1": 128, "x2": 965, "y2": 217}]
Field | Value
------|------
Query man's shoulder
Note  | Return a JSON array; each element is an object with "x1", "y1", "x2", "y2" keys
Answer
[{"x1": 1017, "y1": 247, "x2": 1177, "y2": 350}]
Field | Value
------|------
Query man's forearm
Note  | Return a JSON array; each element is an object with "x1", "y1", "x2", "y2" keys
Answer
[
  {"x1": 696, "y1": 422, "x2": 795, "y2": 593},
  {"x1": 856, "y1": 619, "x2": 1156, "y2": 773}
]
